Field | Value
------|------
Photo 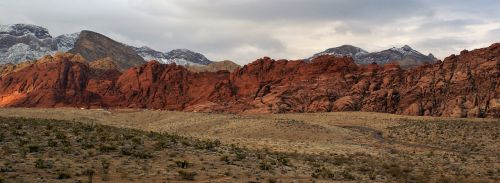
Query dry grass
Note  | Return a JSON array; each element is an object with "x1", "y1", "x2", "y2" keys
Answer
[{"x1": 0, "y1": 108, "x2": 498, "y2": 182}]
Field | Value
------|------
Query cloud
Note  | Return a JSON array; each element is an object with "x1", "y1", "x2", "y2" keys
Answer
[
  {"x1": 413, "y1": 37, "x2": 470, "y2": 57},
  {"x1": 173, "y1": 0, "x2": 431, "y2": 23},
  {"x1": 0, "y1": 0, "x2": 499, "y2": 63}
]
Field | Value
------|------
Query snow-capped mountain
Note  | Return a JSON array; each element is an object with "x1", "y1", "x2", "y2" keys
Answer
[
  {"x1": 356, "y1": 45, "x2": 438, "y2": 67},
  {"x1": 54, "y1": 32, "x2": 79, "y2": 52},
  {"x1": 133, "y1": 46, "x2": 166, "y2": 63},
  {"x1": 0, "y1": 24, "x2": 79, "y2": 64},
  {"x1": 0, "y1": 24, "x2": 52, "y2": 39},
  {"x1": 1, "y1": 24, "x2": 213, "y2": 66},
  {"x1": 309, "y1": 45, "x2": 438, "y2": 68},
  {"x1": 133, "y1": 47, "x2": 213, "y2": 66},
  {"x1": 165, "y1": 49, "x2": 212, "y2": 65},
  {"x1": 309, "y1": 45, "x2": 368, "y2": 59}
]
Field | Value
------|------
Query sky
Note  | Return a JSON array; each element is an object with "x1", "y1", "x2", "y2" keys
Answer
[{"x1": 1, "y1": 0, "x2": 499, "y2": 64}]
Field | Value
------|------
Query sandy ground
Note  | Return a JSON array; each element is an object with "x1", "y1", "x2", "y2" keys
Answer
[{"x1": 0, "y1": 108, "x2": 496, "y2": 155}]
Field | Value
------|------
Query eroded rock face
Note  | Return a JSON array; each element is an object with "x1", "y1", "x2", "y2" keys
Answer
[
  {"x1": 0, "y1": 43, "x2": 498, "y2": 118},
  {"x1": 69, "y1": 31, "x2": 145, "y2": 71},
  {"x1": 0, "y1": 53, "x2": 93, "y2": 107}
]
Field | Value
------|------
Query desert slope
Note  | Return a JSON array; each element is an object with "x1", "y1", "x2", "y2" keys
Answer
[{"x1": 0, "y1": 43, "x2": 498, "y2": 118}]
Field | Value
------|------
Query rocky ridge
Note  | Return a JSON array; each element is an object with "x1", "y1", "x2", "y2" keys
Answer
[
  {"x1": 0, "y1": 43, "x2": 498, "y2": 117},
  {"x1": 0, "y1": 24, "x2": 78, "y2": 64},
  {"x1": 309, "y1": 45, "x2": 438, "y2": 68}
]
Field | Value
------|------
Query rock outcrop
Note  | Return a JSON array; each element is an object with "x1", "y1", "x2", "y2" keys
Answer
[
  {"x1": 69, "y1": 31, "x2": 145, "y2": 71},
  {"x1": 186, "y1": 60, "x2": 240, "y2": 73},
  {"x1": 0, "y1": 43, "x2": 498, "y2": 118}
]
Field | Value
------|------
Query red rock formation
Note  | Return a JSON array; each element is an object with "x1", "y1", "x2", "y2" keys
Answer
[{"x1": 0, "y1": 43, "x2": 498, "y2": 118}]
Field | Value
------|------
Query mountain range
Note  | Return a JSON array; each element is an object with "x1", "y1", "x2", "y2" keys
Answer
[
  {"x1": 0, "y1": 42, "x2": 497, "y2": 118},
  {"x1": 0, "y1": 23, "x2": 498, "y2": 118},
  {"x1": 0, "y1": 24, "x2": 215, "y2": 68},
  {"x1": 0, "y1": 24, "x2": 78, "y2": 65},
  {"x1": 2, "y1": 23, "x2": 441, "y2": 70},
  {"x1": 308, "y1": 45, "x2": 438, "y2": 68}
]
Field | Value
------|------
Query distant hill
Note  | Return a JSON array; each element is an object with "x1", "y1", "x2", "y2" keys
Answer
[
  {"x1": 309, "y1": 45, "x2": 438, "y2": 68},
  {"x1": 0, "y1": 23, "x2": 214, "y2": 68},
  {"x1": 0, "y1": 24, "x2": 78, "y2": 64},
  {"x1": 68, "y1": 30, "x2": 146, "y2": 71},
  {"x1": 186, "y1": 60, "x2": 240, "y2": 72},
  {"x1": 0, "y1": 43, "x2": 497, "y2": 118},
  {"x1": 133, "y1": 47, "x2": 213, "y2": 66}
]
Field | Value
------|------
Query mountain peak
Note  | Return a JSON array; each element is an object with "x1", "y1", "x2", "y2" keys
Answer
[
  {"x1": 165, "y1": 49, "x2": 213, "y2": 65},
  {"x1": 308, "y1": 44, "x2": 438, "y2": 68},
  {"x1": 402, "y1": 45, "x2": 413, "y2": 51},
  {"x1": 54, "y1": 32, "x2": 80, "y2": 52},
  {"x1": 0, "y1": 24, "x2": 52, "y2": 39},
  {"x1": 69, "y1": 30, "x2": 146, "y2": 71},
  {"x1": 308, "y1": 45, "x2": 368, "y2": 61},
  {"x1": 389, "y1": 45, "x2": 420, "y2": 55}
]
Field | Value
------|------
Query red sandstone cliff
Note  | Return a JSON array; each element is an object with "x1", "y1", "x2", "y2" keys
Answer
[{"x1": 0, "y1": 44, "x2": 498, "y2": 118}]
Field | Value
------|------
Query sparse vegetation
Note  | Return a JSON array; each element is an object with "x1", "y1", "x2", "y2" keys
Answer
[
  {"x1": 178, "y1": 170, "x2": 197, "y2": 180},
  {"x1": 175, "y1": 160, "x2": 190, "y2": 169},
  {"x1": 0, "y1": 109, "x2": 497, "y2": 182}
]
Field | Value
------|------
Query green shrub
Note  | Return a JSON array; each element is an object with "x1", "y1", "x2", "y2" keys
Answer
[
  {"x1": 55, "y1": 132, "x2": 66, "y2": 140},
  {"x1": 131, "y1": 136, "x2": 142, "y2": 145},
  {"x1": 153, "y1": 140, "x2": 168, "y2": 150},
  {"x1": 175, "y1": 160, "x2": 190, "y2": 169},
  {"x1": 28, "y1": 145, "x2": 40, "y2": 153},
  {"x1": 134, "y1": 150, "x2": 153, "y2": 159},
  {"x1": 57, "y1": 172, "x2": 71, "y2": 179},
  {"x1": 312, "y1": 167, "x2": 335, "y2": 179},
  {"x1": 35, "y1": 159, "x2": 54, "y2": 169},
  {"x1": 235, "y1": 151, "x2": 247, "y2": 161},
  {"x1": 220, "y1": 155, "x2": 230, "y2": 164},
  {"x1": 259, "y1": 161, "x2": 272, "y2": 171},
  {"x1": 178, "y1": 170, "x2": 197, "y2": 180},
  {"x1": 341, "y1": 171, "x2": 355, "y2": 180},
  {"x1": 47, "y1": 139, "x2": 58, "y2": 147},
  {"x1": 99, "y1": 144, "x2": 117, "y2": 153},
  {"x1": 101, "y1": 159, "x2": 111, "y2": 181},
  {"x1": 194, "y1": 139, "x2": 220, "y2": 150},
  {"x1": 83, "y1": 168, "x2": 95, "y2": 183},
  {"x1": 277, "y1": 154, "x2": 290, "y2": 166}
]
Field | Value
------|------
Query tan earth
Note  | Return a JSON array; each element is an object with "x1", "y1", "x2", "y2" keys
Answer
[
  {"x1": 0, "y1": 108, "x2": 498, "y2": 182},
  {"x1": 0, "y1": 108, "x2": 496, "y2": 155}
]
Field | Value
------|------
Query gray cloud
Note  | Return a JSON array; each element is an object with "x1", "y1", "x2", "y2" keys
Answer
[
  {"x1": 487, "y1": 28, "x2": 500, "y2": 39},
  {"x1": 175, "y1": 0, "x2": 431, "y2": 23},
  {"x1": 416, "y1": 19, "x2": 484, "y2": 33},
  {"x1": 413, "y1": 37, "x2": 470, "y2": 57},
  {"x1": 0, "y1": 0, "x2": 499, "y2": 63}
]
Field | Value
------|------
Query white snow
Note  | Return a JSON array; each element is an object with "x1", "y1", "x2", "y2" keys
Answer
[
  {"x1": 0, "y1": 43, "x2": 55, "y2": 64},
  {"x1": 389, "y1": 45, "x2": 422, "y2": 56},
  {"x1": 1, "y1": 23, "x2": 213, "y2": 66},
  {"x1": 0, "y1": 24, "x2": 13, "y2": 32},
  {"x1": 55, "y1": 32, "x2": 80, "y2": 52}
]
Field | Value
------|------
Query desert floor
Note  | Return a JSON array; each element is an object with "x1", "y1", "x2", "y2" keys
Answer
[{"x1": 0, "y1": 108, "x2": 498, "y2": 182}]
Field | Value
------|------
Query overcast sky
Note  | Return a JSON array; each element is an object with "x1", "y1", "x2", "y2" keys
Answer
[{"x1": 1, "y1": 0, "x2": 499, "y2": 64}]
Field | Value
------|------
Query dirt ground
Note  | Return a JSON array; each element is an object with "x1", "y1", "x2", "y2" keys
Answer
[{"x1": 0, "y1": 108, "x2": 498, "y2": 182}]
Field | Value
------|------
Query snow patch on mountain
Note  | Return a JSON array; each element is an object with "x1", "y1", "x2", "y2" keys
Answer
[
  {"x1": 389, "y1": 45, "x2": 421, "y2": 56},
  {"x1": 0, "y1": 24, "x2": 83, "y2": 64},
  {"x1": 133, "y1": 46, "x2": 212, "y2": 66},
  {"x1": 55, "y1": 32, "x2": 80, "y2": 52},
  {"x1": 309, "y1": 45, "x2": 438, "y2": 68},
  {"x1": 0, "y1": 24, "x2": 52, "y2": 39},
  {"x1": 1, "y1": 24, "x2": 215, "y2": 66},
  {"x1": 309, "y1": 45, "x2": 368, "y2": 60}
]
